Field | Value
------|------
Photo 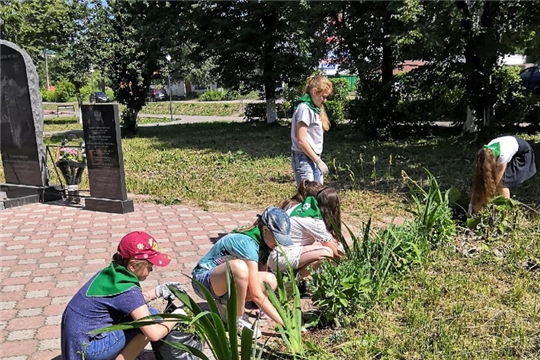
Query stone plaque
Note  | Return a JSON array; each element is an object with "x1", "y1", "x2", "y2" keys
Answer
[
  {"x1": 81, "y1": 103, "x2": 133, "y2": 213},
  {"x1": 0, "y1": 40, "x2": 47, "y2": 187}
]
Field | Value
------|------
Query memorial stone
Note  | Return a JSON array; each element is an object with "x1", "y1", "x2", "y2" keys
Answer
[
  {"x1": 81, "y1": 103, "x2": 134, "y2": 213},
  {"x1": 0, "y1": 40, "x2": 61, "y2": 208}
]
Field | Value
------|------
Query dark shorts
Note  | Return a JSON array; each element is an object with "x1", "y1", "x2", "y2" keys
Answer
[{"x1": 501, "y1": 136, "x2": 537, "y2": 188}]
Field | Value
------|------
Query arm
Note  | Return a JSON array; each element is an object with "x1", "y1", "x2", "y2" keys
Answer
[
  {"x1": 131, "y1": 304, "x2": 177, "y2": 342},
  {"x1": 246, "y1": 260, "x2": 284, "y2": 326},
  {"x1": 296, "y1": 122, "x2": 319, "y2": 162},
  {"x1": 495, "y1": 162, "x2": 507, "y2": 187}
]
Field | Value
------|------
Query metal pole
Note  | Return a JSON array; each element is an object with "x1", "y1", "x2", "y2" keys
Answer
[{"x1": 168, "y1": 72, "x2": 173, "y2": 122}]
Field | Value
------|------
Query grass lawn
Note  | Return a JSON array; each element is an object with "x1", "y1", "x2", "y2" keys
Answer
[
  {"x1": 5, "y1": 117, "x2": 540, "y2": 358},
  {"x1": 42, "y1": 101, "x2": 244, "y2": 117}
]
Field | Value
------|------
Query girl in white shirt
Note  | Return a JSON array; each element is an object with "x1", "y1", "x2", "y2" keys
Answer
[
  {"x1": 469, "y1": 135, "x2": 536, "y2": 214},
  {"x1": 269, "y1": 180, "x2": 342, "y2": 279}
]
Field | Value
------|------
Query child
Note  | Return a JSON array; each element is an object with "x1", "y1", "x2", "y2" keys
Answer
[
  {"x1": 269, "y1": 180, "x2": 343, "y2": 279},
  {"x1": 61, "y1": 231, "x2": 184, "y2": 360},
  {"x1": 191, "y1": 207, "x2": 293, "y2": 338},
  {"x1": 469, "y1": 135, "x2": 536, "y2": 214},
  {"x1": 291, "y1": 75, "x2": 334, "y2": 185}
]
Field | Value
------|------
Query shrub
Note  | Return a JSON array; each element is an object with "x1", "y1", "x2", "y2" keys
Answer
[
  {"x1": 199, "y1": 90, "x2": 225, "y2": 101},
  {"x1": 222, "y1": 90, "x2": 241, "y2": 100},
  {"x1": 54, "y1": 79, "x2": 76, "y2": 102},
  {"x1": 244, "y1": 102, "x2": 292, "y2": 122},
  {"x1": 40, "y1": 89, "x2": 57, "y2": 102},
  {"x1": 325, "y1": 100, "x2": 345, "y2": 125},
  {"x1": 329, "y1": 78, "x2": 350, "y2": 103}
]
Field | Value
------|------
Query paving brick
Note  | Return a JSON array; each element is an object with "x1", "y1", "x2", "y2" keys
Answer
[
  {"x1": 7, "y1": 329, "x2": 36, "y2": 341},
  {"x1": 38, "y1": 338, "x2": 60, "y2": 351},
  {"x1": 25, "y1": 290, "x2": 49, "y2": 299},
  {"x1": 30, "y1": 350, "x2": 60, "y2": 360},
  {"x1": 6, "y1": 316, "x2": 46, "y2": 330},
  {"x1": 17, "y1": 308, "x2": 43, "y2": 317},
  {"x1": 45, "y1": 314, "x2": 62, "y2": 326},
  {"x1": 35, "y1": 325, "x2": 60, "y2": 340}
]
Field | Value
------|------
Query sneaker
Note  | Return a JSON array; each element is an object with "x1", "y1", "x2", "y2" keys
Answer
[{"x1": 237, "y1": 314, "x2": 262, "y2": 338}]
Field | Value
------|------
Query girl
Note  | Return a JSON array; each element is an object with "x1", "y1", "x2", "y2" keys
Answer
[
  {"x1": 269, "y1": 180, "x2": 343, "y2": 279},
  {"x1": 61, "y1": 231, "x2": 183, "y2": 360},
  {"x1": 469, "y1": 135, "x2": 536, "y2": 214},
  {"x1": 191, "y1": 207, "x2": 293, "y2": 338},
  {"x1": 291, "y1": 75, "x2": 334, "y2": 185}
]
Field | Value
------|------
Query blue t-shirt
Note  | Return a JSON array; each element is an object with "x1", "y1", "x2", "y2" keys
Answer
[
  {"x1": 60, "y1": 272, "x2": 146, "y2": 360},
  {"x1": 192, "y1": 233, "x2": 259, "y2": 275}
]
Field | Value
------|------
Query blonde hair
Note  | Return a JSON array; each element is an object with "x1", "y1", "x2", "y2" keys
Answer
[
  {"x1": 305, "y1": 75, "x2": 333, "y2": 131},
  {"x1": 471, "y1": 148, "x2": 498, "y2": 212}
]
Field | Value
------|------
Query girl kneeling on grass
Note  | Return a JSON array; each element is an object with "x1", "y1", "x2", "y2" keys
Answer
[
  {"x1": 191, "y1": 207, "x2": 293, "y2": 338},
  {"x1": 268, "y1": 180, "x2": 343, "y2": 280},
  {"x1": 61, "y1": 231, "x2": 183, "y2": 360},
  {"x1": 469, "y1": 135, "x2": 536, "y2": 215}
]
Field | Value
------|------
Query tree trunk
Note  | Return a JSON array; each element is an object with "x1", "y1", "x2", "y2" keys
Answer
[
  {"x1": 266, "y1": 99, "x2": 277, "y2": 124},
  {"x1": 122, "y1": 107, "x2": 139, "y2": 135}
]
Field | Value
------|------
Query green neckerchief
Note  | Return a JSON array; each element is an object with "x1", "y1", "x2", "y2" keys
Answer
[
  {"x1": 289, "y1": 196, "x2": 323, "y2": 219},
  {"x1": 233, "y1": 225, "x2": 271, "y2": 264},
  {"x1": 86, "y1": 262, "x2": 141, "y2": 297},
  {"x1": 484, "y1": 142, "x2": 501, "y2": 158},
  {"x1": 293, "y1": 93, "x2": 321, "y2": 114}
]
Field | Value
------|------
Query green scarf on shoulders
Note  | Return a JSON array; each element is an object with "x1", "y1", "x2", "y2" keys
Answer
[
  {"x1": 289, "y1": 196, "x2": 323, "y2": 219},
  {"x1": 483, "y1": 142, "x2": 501, "y2": 158},
  {"x1": 293, "y1": 93, "x2": 320, "y2": 114},
  {"x1": 233, "y1": 225, "x2": 271, "y2": 264},
  {"x1": 86, "y1": 262, "x2": 141, "y2": 297}
]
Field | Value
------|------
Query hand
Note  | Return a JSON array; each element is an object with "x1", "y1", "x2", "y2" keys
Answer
[
  {"x1": 315, "y1": 158, "x2": 329, "y2": 175},
  {"x1": 467, "y1": 204, "x2": 473, "y2": 216},
  {"x1": 155, "y1": 282, "x2": 183, "y2": 300}
]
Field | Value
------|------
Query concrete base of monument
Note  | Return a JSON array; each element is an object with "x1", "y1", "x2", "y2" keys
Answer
[
  {"x1": 0, "y1": 191, "x2": 40, "y2": 210},
  {"x1": 0, "y1": 184, "x2": 63, "y2": 208},
  {"x1": 84, "y1": 197, "x2": 134, "y2": 214}
]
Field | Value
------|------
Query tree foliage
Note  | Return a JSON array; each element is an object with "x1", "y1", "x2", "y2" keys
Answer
[{"x1": 189, "y1": 1, "x2": 327, "y2": 123}]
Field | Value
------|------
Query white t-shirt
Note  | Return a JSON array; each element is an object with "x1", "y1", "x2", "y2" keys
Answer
[
  {"x1": 286, "y1": 206, "x2": 333, "y2": 246},
  {"x1": 488, "y1": 136, "x2": 519, "y2": 165},
  {"x1": 291, "y1": 103, "x2": 324, "y2": 155}
]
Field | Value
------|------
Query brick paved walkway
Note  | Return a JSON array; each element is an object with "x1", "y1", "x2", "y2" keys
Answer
[{"x1": 0, "y1": 200, "x2": 260, "y2": 360}]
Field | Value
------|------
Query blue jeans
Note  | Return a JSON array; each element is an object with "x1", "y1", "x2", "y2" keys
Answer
[
  {"x1": 291, "y1": 151, "x2": 323, "y2": 186},
  {"x1": 84, "y1": 307, "x2": 159, "y2": 360}
]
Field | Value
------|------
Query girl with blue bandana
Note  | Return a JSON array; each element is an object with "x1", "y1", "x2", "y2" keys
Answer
[
  {"x1": 469, "y1": 135, "x2": 536, "y2": 214},
  {"x1": 291, "y1": 75, "x2": 333, "y2": 185}
]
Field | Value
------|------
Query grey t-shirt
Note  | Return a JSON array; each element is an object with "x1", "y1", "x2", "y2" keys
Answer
[{"x1": 291, "y1": 103, "x2": 324, "y2": 155}]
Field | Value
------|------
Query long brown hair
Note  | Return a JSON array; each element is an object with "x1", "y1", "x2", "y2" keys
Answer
[
  {"x1": 305, "y1": 75, "x2": 333, "y2": 131},
  {"x1": 316, "y1": 187, "x2": 342, "y2": 239},
  {"x1": 281, "y1": 179, "x2": 325, "y2": 210},
  {"x1": 471, "y1": 148, "x2": 498, "y2": 211},
  {"x1": 281, "y1": 180, "x2": 342, "y2": 239}
]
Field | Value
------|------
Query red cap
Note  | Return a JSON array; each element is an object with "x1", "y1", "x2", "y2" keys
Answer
[{"x1": 117, "y1": 231, "x2": 171, "y2": 267}]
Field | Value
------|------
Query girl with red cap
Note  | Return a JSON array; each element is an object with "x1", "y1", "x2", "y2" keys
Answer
[{"x1": 61, "y1": 231, "x2": 183, "y2": 360}]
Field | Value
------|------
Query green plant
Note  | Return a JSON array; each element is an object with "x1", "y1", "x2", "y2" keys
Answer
[
  {"x1": 199, "y1": 90, "x2": 225, "y2": 101},
  {"x1": 265, "y1": 249, "x2": 309, "y2": 358},
  {"x1": 466, "y1": 196, "x2": 522, "y2": 240},
  {"x1": 55, "y1": 79, "x2": 76, "y2": 102},
  {"x1": 402, "y1": 169, "x2": 457, "y2": 247}
]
